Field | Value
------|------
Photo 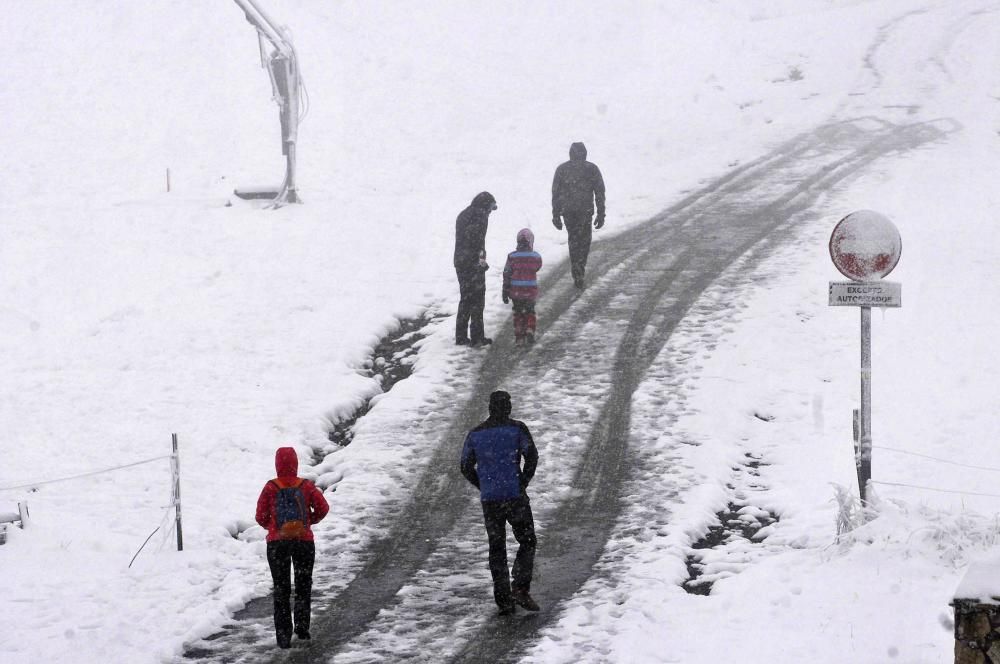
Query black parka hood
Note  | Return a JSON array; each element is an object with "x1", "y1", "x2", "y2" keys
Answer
[
  {"x1": 569, "y1": 142, "x2": 587, "y2": 161},
  {"x1": 471, "y1": 191, "x2": 498, "y2": 211}
]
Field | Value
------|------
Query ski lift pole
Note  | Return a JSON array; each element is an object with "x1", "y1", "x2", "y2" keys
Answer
[
  {"x1": 232, "y1": 0, "x2": 302, "y2": 206},
  {"x1": 171, "y1": 433, "x2": 183, "y2": 551},
  {"x1": 269, "y1": 51, "x2": 300, "y2": 204}
]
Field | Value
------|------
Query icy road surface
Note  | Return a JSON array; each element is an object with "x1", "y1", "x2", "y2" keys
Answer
[{"x1": 185, "y1": 114, "x2": 949, "y2": 664}]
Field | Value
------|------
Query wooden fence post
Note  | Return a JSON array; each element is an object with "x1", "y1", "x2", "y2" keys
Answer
[{"x1": 172, "y1": 433, "x2": 183, "y2": 551}]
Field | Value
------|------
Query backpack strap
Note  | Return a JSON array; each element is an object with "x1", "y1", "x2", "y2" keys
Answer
[{"x1": 270, "y1": 478, "x2": 305, "y2": 490}]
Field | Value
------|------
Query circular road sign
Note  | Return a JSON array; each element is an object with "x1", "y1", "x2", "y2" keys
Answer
[{"x1": 829, "y1": 210, "x2": 902, "y2": 281}]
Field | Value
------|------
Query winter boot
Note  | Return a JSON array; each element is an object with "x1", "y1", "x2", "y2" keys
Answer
[{"x1": 512, "y1": 589, "x2": 540, "y2": 612}]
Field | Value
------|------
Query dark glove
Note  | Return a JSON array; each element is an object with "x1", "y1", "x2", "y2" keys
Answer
[
  {"x1": 502, "y1": 293, "x2": 510, "y2": 304},
  {"x1": 594, "y1": 214, "x2": 605, "y2": 230},
  {"x1": 552, "y1": 214, "x2": 563, "y2": 230}
]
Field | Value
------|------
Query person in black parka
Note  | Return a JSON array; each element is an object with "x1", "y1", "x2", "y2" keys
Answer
[
  {"x1": 460, "y1": 390, "x2": 541, "y2": 615},
  {"x1": 454, "y1": 191, "x2": 497, "y2": 346},
  {"x1": 551, "y1": 142, "x2": 606, "y2": 288}
]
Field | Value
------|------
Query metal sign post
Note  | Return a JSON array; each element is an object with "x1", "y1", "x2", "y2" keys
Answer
[
  {"x1": 860, "y1": 305, "x2": 872, "y2": 501},
  {"x1": 828, "y1": 210, "x2": 902, "y2": 504}
]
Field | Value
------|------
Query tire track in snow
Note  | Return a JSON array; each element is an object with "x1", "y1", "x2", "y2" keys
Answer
[
  {"x1": 180, "y1": 117, "x2": 951, "y2": 664},
  {"x1": 309, "y1": 118, "x2": 951, "y2": 664},
  {"x1": 453, "y1": 118, "x2": 955, "y2": 664}
]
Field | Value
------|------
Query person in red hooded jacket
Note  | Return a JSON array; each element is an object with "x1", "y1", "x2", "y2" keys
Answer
[{"x1": 255, "y1": 447, "x2": 330, "y2": 649}]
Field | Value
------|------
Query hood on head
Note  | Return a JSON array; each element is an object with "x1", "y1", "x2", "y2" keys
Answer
[
  {"x1": 569, "y1": 142, "x2": 587, "y2": 161},
  {"x1": 516, "y1": 228, "x2": 534, "y2": 250},
  {"x1": 275, "y1": 447, "x2": 298, "y2": 478},
  {"x1": 472, "y1": 191, "x2": 498, "y2": 211},
  {"x1": 488, "y1": 390, "x2": 512, "y2": 419}
]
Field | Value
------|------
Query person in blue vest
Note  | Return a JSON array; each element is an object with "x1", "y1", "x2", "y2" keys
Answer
[
  {"x1": 255, "y1": 447, "x2": 330, "y2": 648},
  {"x1": 460, "y1": 390, "x2": 541, "y2": 615}
]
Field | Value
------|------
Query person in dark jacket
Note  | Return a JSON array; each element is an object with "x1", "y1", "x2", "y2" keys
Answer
[
  {"x1": 255, "y1": 447, "x2": 330, "y2": 649},
  {"x1": 454, "y1": 191, "x2": 498, "y2": 346},
  {"x1": 502, "y1": 228, "x2": 543, "y2": 345},
  {"x1": 551, "y1": 142, "x2": 606, "y2": 288},
  {"x1": 460, "y1": 390, "x2": 541, "y2": 615}
]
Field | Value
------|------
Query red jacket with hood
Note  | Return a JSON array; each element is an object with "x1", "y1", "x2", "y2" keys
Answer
[{"x1": 255, "y1": 447, "x2": 329, "y2": 542}]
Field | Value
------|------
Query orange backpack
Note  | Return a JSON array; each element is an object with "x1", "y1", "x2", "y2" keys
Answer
[{"x1": 270, "y1": 478, "x2": 308, "y2": 539}]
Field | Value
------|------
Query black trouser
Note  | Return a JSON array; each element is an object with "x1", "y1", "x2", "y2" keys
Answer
[
  {"x1": 266, "y1": 540, "x2": 315, "y2": 643},
  {"x1": 455, "y1": 266, "x2": 486, "y2": 342},
  {"x1": 563, "y1": 211, "x2": 593, "y2": 282},
  {"x1": 481, "y1": 496, "x2": 536, "y2": 607}
]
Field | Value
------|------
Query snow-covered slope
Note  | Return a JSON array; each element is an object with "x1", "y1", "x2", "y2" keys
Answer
[{"x1": 1, "y1": 1, "x2": 998, "y2": 662}]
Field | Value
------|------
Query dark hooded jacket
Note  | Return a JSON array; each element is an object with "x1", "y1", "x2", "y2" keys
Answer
[
  {"x1": 551, "y1": 142, "x2": 605, "y2": 218},
  {"x1": 255, "y1": 447, "x2": 330, "y2": 542},
  {"x1": 454, "y1": 191, "x2": 497, "y2": 271},
  {"x1": 460, "y1": 392, "x2": 538, "y2": 502}
]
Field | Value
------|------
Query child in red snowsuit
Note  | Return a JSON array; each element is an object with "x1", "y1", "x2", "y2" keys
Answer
[{"x1": 502, "y1": 228, "x2": 543, "y2": 345}]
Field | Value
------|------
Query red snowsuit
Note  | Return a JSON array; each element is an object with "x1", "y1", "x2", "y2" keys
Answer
[
  {"x1": 502, "y1": 229, "x2": 543, "y2": 341},
  {"x1": 255, "y1": 447, "x2": 329, "y2": 542}
]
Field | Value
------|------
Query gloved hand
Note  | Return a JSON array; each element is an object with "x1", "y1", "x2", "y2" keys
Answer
[
  {"x1": 552, "y1": 214, "x2": 563, "y2": 230},
  {"x1": 594, "y1": 214, "x2": 605, "y2": 230},
  {"x1": 502, "y1": 293, "x2": 509, "y2": 304}
]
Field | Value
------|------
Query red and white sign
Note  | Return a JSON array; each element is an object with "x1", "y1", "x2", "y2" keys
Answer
[{"x1": 829, "y1": 210, "x2": 902, "y2": 281}]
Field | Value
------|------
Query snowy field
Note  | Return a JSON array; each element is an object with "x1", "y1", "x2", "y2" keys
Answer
[{"x1": 1, "y1": 1, "x2": 999, "y2": 662}]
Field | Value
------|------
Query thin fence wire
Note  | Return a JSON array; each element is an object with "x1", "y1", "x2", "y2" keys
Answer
[
  {"x1": 869, "y1": 445, "x2": 1000, "y2": 500},
  {"x1": 871, "y1": 479, "x2": 1000, "y2": 500},
  {"x1": 0, "y1": 455, "x2": 172, "y2": 492},
  {"x1": 875, "y1": 445, "x2": 1000, "y2": 473},
  {"x1": 154, "y1": 501, "x2": 178, "y2": 554},
  {"x1": 160, "y1": 513, "x2": 177, "y2": 552}
]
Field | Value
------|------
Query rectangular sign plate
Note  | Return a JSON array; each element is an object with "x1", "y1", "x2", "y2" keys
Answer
[{"x1": 829, "y1": 281, "x2": 901, "y2": 307}]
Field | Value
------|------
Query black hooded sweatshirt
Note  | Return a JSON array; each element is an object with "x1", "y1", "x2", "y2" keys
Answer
[
  {"x1": 551, "y1": 142, "x2": 606, "y2": 218},
  {"x1": 454, "y1": 192, "x2": 497, "y2": 270}
]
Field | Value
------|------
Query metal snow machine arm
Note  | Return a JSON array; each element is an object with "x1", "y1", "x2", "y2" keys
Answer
[
  {"x1": 234, "y1": 0, "x2": 291, "y2": 58},
  {"x1": 232, "y1": 0, "x2": 304, "y2": 206}
]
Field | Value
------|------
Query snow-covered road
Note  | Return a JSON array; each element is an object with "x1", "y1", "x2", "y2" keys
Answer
[
  {"x1": 4, "y1": 2, "x2": 1000, "y2": 662},
  {"x1": 183, "y1": 112, "x2": 951, "y2": 664},
  {"x1": 184, "y1": 3, "x2": 998, "y2": 659}
]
